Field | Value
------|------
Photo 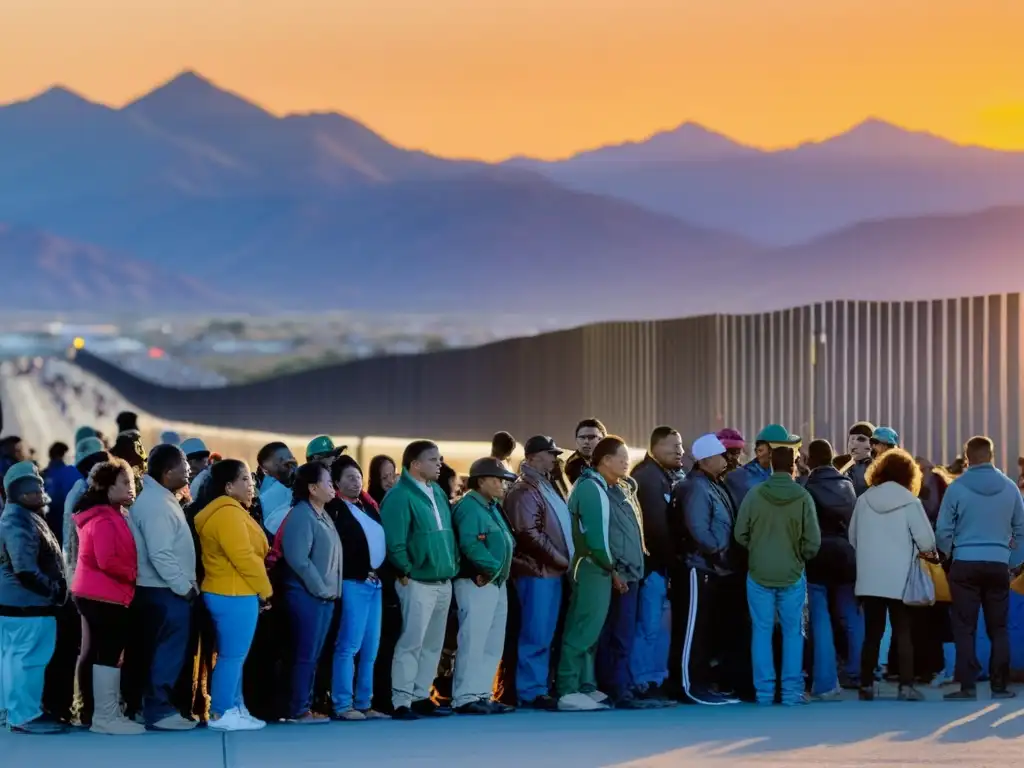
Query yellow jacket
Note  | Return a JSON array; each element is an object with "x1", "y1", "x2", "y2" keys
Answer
[{"x1": 195, "y1": 496, "x2": 272, "y2": 599}]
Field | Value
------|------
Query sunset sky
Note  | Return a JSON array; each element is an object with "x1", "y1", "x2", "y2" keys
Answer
[{"x1": 1, "y1": 0, "x2": 1022, "y2": 160}]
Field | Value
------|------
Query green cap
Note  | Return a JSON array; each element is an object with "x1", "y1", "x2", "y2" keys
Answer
[
  {"x1": 3, "y1": 461, "x2": 44, "y2": 496},
  {"x1": 75, "y1": 437, "x2": 106, "y2": 463},
  {"x1": 755, "y1": 424, "x2": 802, "y2": 447},
  {"x1": 306, "y1": 435, "x2": 347, "y2": 460},
  {"x1": 74, "y1": 426, "x2": 98, "y2": 445}
]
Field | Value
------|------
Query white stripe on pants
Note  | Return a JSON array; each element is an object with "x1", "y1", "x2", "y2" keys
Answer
[
  {"x1": 452, "y1": 579, "x2": 508, "y2": 708},
  {"x1": 392, "y1": 579, "x2": 452, "y2": 709}
]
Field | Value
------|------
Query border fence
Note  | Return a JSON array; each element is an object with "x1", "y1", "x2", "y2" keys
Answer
[{"x1": 70, "y1": 293, "x2": 1023, "y2": 470}]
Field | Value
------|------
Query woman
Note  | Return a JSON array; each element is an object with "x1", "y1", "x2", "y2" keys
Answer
[
  {"x1": 281, "y1": 461, "x2": 344, "y2": 724},
  {"x1": 438, "y1": 463, "x2": 463, "y2": 503},
  {"x1": 849, "y1": 448, "x2": 937, "y2": 702},
  {"x1": 367, "y1": 455, "x2": 397, "y2": 506},
  {"x1": 71, "y1": 458, "x2": 145, "y2": 735},
  {"x1": 556, "y1": 437, "x2": 636, "y2": 711},
  {"x1": 326, "y1": 456, "x2": 388, "y2": 720},
  {"x1": 193, "y1": 460, "x2": 272, "y2": 732}
]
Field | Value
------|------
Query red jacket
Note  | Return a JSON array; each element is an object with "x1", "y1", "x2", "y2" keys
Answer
[{"x1": 71, "y1": 504, "x2": 138, "y2": 607}]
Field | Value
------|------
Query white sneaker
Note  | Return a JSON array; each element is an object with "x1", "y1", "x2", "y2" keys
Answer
[
  {"x1": 238, "y1": 706, "x2": 266, "y2": 728},
  {"x1": 209, "y1": 708, "x2": 265, "y2": 732},
  {"x1": 586, "y1": 690, "x2": 610, "y2": 704},
  {"x1": 557, "y1": 693, "x2": 605, "y2": 711}
]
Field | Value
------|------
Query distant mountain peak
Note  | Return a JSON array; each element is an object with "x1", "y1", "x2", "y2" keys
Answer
[
  {"x1": 796, "y1": 117, "x2": 972, "y2": 157},
  {"x1": 3, "y1": 84, "x2": 102, "y2": 113},
  {"x1": 124, "y1": 69, "x2": 273, "y2": 121}
]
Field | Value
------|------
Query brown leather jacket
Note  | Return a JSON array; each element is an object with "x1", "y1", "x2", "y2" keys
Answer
[{"x1": 504, "y1": 466, "x2": 570, "y2": 578}]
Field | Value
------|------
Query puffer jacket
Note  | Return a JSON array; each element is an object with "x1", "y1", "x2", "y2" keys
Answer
[
  {"x1": 803, "y1": 467, "x2": 857, "y2": 585},
  {"x1": 72, "y1": 504, "x2": 138, "y2": 607},
  {"x1": 669, "y1": 469, "x2": 743, "y2": 576},
  {"x1": 0, "y1": 502, "x2": 68, "y2": 616}
]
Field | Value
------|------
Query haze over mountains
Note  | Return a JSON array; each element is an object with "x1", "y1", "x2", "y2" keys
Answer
[{"x1": 2, "y1": 70, "x2": 1024, "y2": 317}]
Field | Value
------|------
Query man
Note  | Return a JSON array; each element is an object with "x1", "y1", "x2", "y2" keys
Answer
[
  {"x1": 716, "y1": 428, "x2": 746, "y2": 474},
  {"x1": 565, "y1": 418, "x2": 606, "y2": 486},
  {"x1": 668, "y1": 434, "x2": 747, "y2": 705},
  {"x1": 451, "y1": 458, "x2": 517, "y2": 715},
  {"x1": 181, "y1": 438, "x2": 212, "y2": 499},
  {"x1": 869, "y1": 427, "x2": 899, "y2": 459},
  {"x1": 41, "y1": 442, "x2": 80, "y2": 545},
  {"x1": 629, "y1": 426, "x2": 685, "y2": 700},
  {"x1": 802, "y1": 439, "x2": 861, "y2": 696},
  {"x1": 735, "y1": 441, "x2": 820, "y2": 707},
  {"x1": 380, "y1": 440, "x2": 459, "y2": 720},
  {"x1": 256, "y1": 442, "x2": 299, "y2": 536},
  {"x1": 725, "y1": 424, "x2": 796, "y2": 506},
  {"x1": 306, "y1": 435, "x2": 347, "y2": 467},
  {"x1": 0, "y1": 435, "x2": 28, "y2": 479},
  {"x1": 842, "y1": 422, "x2": 876, "y2": 496},
  {"x1": 936, "y1": 436, "x2": 1024, "y2": 701},
  {"x1": 490, "y1": 432, "x2": 517, "y2": 474},
  {"x1": 0, "y1": 462, "x2": 68, "y2": 734},
  {"x1": 128, "y1": 444, "x2": 199, "y2": 730},
  {"x1": 503, "y1": 436, "x2": 572, "y2": 709}
]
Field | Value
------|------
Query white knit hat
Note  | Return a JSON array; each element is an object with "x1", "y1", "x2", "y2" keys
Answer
[{"x1": 691, "y1": 434, "x2": 727, "y2": 462}]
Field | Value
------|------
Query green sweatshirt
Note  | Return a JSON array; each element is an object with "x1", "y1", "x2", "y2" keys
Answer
[
  {"x1": 452, "y1": 491, "x2": 515, "y2": 586},
  {"x1": 568, "y1": 468, "x2": 614, "y2": 576},
  {"x1": 734, "y1": 472, "x2": 821, "y2": 588},
  {"x1": 380, "y1": 472, "x2": 459, "y2": 583}
]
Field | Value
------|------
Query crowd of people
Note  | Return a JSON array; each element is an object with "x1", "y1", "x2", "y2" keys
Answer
[{"x1": 2, "y1": 408, "x2": 1024, "y2": 736}]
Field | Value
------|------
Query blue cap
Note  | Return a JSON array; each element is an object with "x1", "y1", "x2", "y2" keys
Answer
[
  {"x1": 180, "y1": 437, "x2": 209, "y2": 457},
  {"x1": 871, "y1": 427, "x2": 900, "y2": 447}
]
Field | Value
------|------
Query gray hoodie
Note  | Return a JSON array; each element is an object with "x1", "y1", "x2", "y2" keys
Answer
[
  {"x1": 936, "y1": 464, "x2": 1024, "y2": 566},
  {"x1": 281, "y1": 501, "x2": 343, "y2": 600}
]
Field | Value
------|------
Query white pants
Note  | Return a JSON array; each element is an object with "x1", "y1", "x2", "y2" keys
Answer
[
  {"x1": 392, "y1": 579, "x2": 452, "y2": 709},
  {"x1": 452, "y1": 579, "x2": 508, "y2": 708}
]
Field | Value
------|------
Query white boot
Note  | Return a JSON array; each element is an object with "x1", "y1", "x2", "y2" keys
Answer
[{"x1": 90, "y1": 666, "x2": 145, "y2": 735}]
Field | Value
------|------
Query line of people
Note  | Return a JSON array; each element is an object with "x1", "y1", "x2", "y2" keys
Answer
[{"x1": 2, "y1": 411, "x2": 1023, "y2": 736}]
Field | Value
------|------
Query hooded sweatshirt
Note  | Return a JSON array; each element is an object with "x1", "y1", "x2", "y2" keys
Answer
[
  {"x1": 936, "y1": 463, "x2": 1024, "y2": 566},
  {"x1": 735, "y1": 472, "x2": 820, "y2": 588},
  {"x1": 849, "y1": 481, "x2": 936, "y2": 600}
]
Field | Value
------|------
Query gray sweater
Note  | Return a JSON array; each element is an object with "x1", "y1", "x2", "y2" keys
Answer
[
  {"x1": 281, "y1": 501, "x2": 343, "y2": 600},
  {"x1": 128, "y1": 475, "x2": 197, "y2": 596}
]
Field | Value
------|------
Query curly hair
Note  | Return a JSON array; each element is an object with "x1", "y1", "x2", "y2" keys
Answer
[
  {"x1": 865, "y1": 448, "x2": 922, "y2": 497},
  {"x1": 75, "y1": 457, "x2": 134, "y2": 512}
]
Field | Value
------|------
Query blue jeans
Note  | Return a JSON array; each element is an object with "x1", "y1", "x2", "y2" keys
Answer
[
  {"x1": 284, "y1": 583, "x2": 335, "y2": 718},
  {"x1": 629, "y1": 571, "x2": 670, "y2": 688},
  {"x1": 332, "y1": 579, "x2": 382, "y2": 712},
  {"x1": 135, "y1": 586, "x2": 192, "y2": 724},
  {"x1": 204, "y1": 593, "x2": 259, "y2": 716},
  {"x1": 597, "y1": 584, "x2": 640, "y2": 701},
  {"x1": 748, "y1": 575, "x2": 806, "y2": 705},
  {"x1": 833, "y1": 583, "x2": 864, "y2": 682},
  {"x1": 514, "y1": 576, "x2": 562, "y2": 702},
  {"x1": 808, "y1": 583, "x2": 840, "y2": 694},
  {"x1": 0, "y1": 616, "x2": 56, "y2": 728}
]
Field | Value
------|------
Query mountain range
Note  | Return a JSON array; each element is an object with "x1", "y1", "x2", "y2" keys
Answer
[{"x1": 2, "y1": 70, "x2": 1024, "y2": 316}]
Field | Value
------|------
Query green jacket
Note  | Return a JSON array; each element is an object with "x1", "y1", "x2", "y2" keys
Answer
[
  {"x1": 380, "y1": 472, "x2": 459, "y2": 583},
  {"x1": 452, "y1": 491, "x2": 515, "y2": 586},
  {"x1": 735, "y1": 472, "x2": 821, "y2": 588},
  {"x1": 568, "y1": 468, "x2": 615, "y2": 578}
]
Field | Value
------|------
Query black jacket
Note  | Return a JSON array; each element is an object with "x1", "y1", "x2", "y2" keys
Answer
[
  {"x1": 668, "y1": 470, "x2": 743, "y2": 576},
  {"x1": 327, "y1": 496, "x2": 384, "y2": 582},
  {"x1": 630, "y1": 455, "x2": 685, "y2": 573},
  {"x1": 802, "y1": 467, "x2": 857, "y2": 585},
  {"x1": 565, "y1": 452, "x2": 589, "y2": 486},
  {"x1": 844, "y1": 458, "x2": 871, "y2": 497}
]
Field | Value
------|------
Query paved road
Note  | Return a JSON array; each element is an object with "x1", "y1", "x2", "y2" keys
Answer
[{"x1": 3, "y1": 689, "x2": 1022, "y2": 767}]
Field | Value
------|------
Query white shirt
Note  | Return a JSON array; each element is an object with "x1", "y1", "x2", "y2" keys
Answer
[
  {"x1": 345, "y1": 500, "x2": 386, "y2": 569},
  {"x1": 413, "y1": 478, "x2": 444, "y2": 530}
]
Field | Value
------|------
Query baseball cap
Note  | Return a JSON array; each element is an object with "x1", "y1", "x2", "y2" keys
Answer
[
  {"x1": 306, "y1": 435, "x2": 347, "y2": 460},
  {"x1": 871, "y1": 427, "x2": 900, "y2": 447},
  {"x1": 180, "y1": 437, "x2": 210, "y2": 458},
  {"x1": 524, "y1": 436, "x2": 564, "y2": 456},
  {"x1": 468, "y1": 457, "x2": 518, "y2": 482},
  {"x1": 691, "y1": 434, "x2": 728, "y2": 462},
  {"x1": 755, "y1": 424, "x2": 802, "y2": 447}
]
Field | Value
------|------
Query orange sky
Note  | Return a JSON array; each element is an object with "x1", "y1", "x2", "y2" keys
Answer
[{"x1": 1, "y1": 0, "x2": 1022, "y2": 160}]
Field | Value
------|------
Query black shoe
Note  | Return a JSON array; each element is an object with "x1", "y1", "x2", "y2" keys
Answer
[
  {"x1": 991, "y1": 689, "x2": 1017, "y2": 700},
  {"x1": 898, "y1": 686, "x2": 925, "y2": 702},
  {"x1": 9, "y1": 718, "x2": 68, "y2": 735},
  {"x1": 391, "y1": 706, "x2": 421, "y2": 721},
  {"x1": 612, "y1": 695, "x2": 660, "y2": 710},
  {"x1": 454, "y1": 701, "x2": 492, "y2": 715},
  {"x1": 683, "y1": 688, "x2": 736, "y2": 706},
  {"x1": 487, "y1": 701, "x2": 515, "y2": 714},
  {"x1": 520, "y1": 695, "x2": 558, "y2": 711},
  {"x1": 943, "y1": 688, "x2": 977, "y2": 702},
  {"x1": 858, "y1": 687, "x2": 875, "y2": 701},
  {"x1": 411, "y1": 700, "x2": 451, "y2": 717}
]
